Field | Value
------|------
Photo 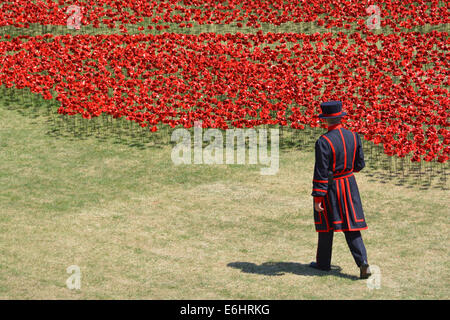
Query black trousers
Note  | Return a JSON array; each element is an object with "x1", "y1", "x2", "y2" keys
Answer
[{"x1": 316, "y1": 230, "x2": 368, "y2": 268}]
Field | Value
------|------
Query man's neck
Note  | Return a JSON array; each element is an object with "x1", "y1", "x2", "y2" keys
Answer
[{"x1": 327, "y1": 122, "x2": 342, "y2": 131}]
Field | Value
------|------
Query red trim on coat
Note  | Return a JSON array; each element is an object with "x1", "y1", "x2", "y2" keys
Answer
[
  {"x1": 351, "y1": 131, "x2": 357, "y2": 171},
  {"x1": 328, "y1": 226, "x2": 368, "y2": 233},
  {"x1": 338, "y1": 128, "x2": 347, "y2": 174},
  {"x1": 334, "y1": 169, "x2": 353, "y2": 177},
  {"x1": 322, "y1": 135, "x2": 336, "y2": 172},
  {"x1": 341, "y1": 179, "x2": 351, "y2": 230},
  {"x1": 333, "y1": 180, "x2": 344, "y2": 224},
  {"x1": 316, "y1": 186, "x2": 367, "y2": 233},
  {"x1": 334, "y1": 172, "x2": 354, "y2": 180},
  {"x1": 327, "y1": 123, "x2": 342, "y2": 132},
  {"x1": 346, "y1": 177, "x2": 364, "y2": 223},
  {"x1": 323, "y1": 196, "x2": 330, "y2": 230},
  {"x1": 313, "y1": 179, "x2": 328, "y2": 183},
  {"x1": 313, "y1": 188, "x2": 327, "y2": 193}
]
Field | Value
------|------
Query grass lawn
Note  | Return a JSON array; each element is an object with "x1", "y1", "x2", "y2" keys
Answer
[
  {"x1": 0, "y1": 100, "x2": 448, "y2": 299},
  {"x1": 0, "y1": 8, "x2": 448, "y2": 299}
]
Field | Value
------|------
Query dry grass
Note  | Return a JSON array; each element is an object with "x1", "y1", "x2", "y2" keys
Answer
[
  {"x1": 0, "y1": 104, "x2": 448, "y2": 299},
  {"x1": 0, "y1": 3, "x2": 448, "y2": 300}
]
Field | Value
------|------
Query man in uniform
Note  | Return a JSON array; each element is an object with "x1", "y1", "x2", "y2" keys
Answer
[{"x1": 309, "y1": 101, "x2": 372, "y2": 279}]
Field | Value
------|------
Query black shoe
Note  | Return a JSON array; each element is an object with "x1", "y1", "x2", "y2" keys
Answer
[
  {"x1": 360, "y1": 262, "x2": 371, "y2": 279},
  {"x1": 309, "y1": 262, "x2": 331, "y2": 271}
]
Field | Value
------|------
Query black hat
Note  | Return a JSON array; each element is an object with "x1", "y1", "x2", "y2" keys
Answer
[{"x1": 319, "y1": 101, "x2": 347, "y2": 119}]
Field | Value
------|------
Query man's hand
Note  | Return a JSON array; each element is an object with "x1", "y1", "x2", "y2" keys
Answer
[{"x1": 314, "y1": 201, "x2": 324, "y2": 212}]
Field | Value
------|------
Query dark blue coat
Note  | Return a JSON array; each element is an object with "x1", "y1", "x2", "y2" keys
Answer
[{"x1": 311, "y1": 124, "x2": 368, "y2": 232}]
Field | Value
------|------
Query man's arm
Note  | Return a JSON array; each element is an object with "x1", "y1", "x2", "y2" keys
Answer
[
  {"x1": 312, "y1": 137, "x2": 330, "y2": 210},
  {"x1": 354, "y1": 132, "x2": 365, "y2": 172}
]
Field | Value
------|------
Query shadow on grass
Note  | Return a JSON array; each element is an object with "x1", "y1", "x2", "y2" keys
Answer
[
  {"x1": 227, "y1": 261, "x2": 359, "y2": 280},
  {"x1": 44, "y1": 117, "x2": 167, "y2": 150},
  {"x1": 2, "y1": 96, "x2": 448, "y2": 190}
]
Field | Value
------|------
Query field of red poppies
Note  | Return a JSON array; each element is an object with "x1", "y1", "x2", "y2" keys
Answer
[
  {"x1": 1, "y1": 1, "x2": 450, "y2": 300},
  {"x1": 2, "y1": 0, "x2": 449, "y2": 30},
  {"x1": 0, "y1": 1, "x2": 449, "y2": 165}
]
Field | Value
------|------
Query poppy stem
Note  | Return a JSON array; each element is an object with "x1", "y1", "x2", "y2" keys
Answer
[
  {"x1": 428, "y1": 162, "x2": 432, "y2": 185},
  {"x1": 401, "y1": 157, "x2": 404, "y2": 180},
  {"x1": 419, "y1": 160, "x2": 422, "y2": 182}
]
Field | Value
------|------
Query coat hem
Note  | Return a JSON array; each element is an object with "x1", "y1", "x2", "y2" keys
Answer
[{"x1": 315, "y1": 226, "x2": 368, "y2": 233}]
